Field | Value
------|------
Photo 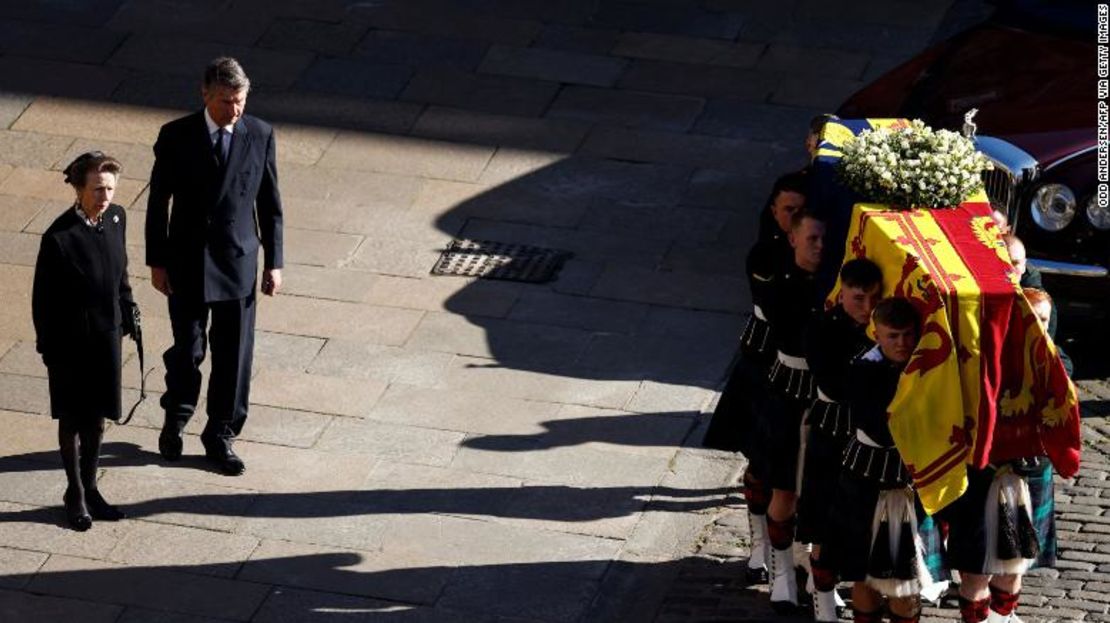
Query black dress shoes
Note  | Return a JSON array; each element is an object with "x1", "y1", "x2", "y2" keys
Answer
[
  {"x1": 203, "y1": 439, "x2": 246, "y2": 476},
  {"x1": 159, "y1": 428, "x2": 184, "y2": 461}
]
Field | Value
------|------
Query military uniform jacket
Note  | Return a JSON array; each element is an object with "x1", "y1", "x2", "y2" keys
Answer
[
  {"x1": 764, "y1": 262, "x2": 822, "y2": 358},
  {"x1": 804, "y1": 305, "x2": 874, "y2": 403}
]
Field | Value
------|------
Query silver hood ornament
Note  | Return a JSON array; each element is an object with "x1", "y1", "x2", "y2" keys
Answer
[{"x1": 962, "y1": 108, "x2": 979, "y2": 139}]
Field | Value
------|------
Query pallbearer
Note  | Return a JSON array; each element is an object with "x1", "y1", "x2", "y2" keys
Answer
[
  {"x1": 798, "y1": 258, "x2": 882, "y2": 620},
  {"x1": 824, "y1": 297, "x2": 947, "y2": 623},
  {"x1": 761, "y1": 208, "x2": 826, "y2": 611}
]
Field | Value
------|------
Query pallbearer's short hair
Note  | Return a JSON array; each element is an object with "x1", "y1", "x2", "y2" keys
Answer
[
  {"x1": 872, "y1": 297, "x2": 919, "y2": 332},
  {"x1": 840, "y1": 258, "x2": 882, "y2": 290}
]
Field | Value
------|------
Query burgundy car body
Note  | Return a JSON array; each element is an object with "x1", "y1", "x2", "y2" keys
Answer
[{"x1": 838, "y1": 3, "x2": 1104, "y2": 309}]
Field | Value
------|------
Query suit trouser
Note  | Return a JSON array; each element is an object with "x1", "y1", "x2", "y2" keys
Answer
[{"x1": 161, "y1": 291, "x2": 256, "y2": 440}]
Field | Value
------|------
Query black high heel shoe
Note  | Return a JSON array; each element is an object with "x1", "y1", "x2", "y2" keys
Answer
[
  {"x1": 85, "y1": 489, "x2": 126, "y2": 521},
  {"x1": 63, "y1": 487, "x2": 92, "y2": 531}
]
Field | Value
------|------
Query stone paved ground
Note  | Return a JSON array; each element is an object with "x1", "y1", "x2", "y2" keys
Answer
[{"x1": 0, "y1": 0, "x2": 1105, "y2": 622}]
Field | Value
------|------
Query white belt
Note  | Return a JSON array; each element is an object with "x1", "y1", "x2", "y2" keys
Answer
[
  {"x1": 752, "y1": 304, "x2": 766, "y2": 321},
  {"x1": 776, "y1": 351, "x2": 808, "y2": 370},
  {"x1": 816, "y1": 387, "x2": 835, "y2": 403},
  {"x1": 856, "y1": 429, "x2": 887, "y2": 448}
]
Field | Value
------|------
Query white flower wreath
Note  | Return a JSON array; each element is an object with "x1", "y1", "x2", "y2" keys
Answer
[{"x1": 837, "y1": 120, "x2": 993, "y2": 209}]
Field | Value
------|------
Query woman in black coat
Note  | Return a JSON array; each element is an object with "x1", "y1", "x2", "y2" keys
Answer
[{"x1": 32, "y1": 151, "x2": 136, "y2": 531}]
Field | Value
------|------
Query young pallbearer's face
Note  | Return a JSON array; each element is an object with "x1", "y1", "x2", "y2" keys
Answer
[
  {"x1": 875, "y1": 322, "x2": 917, "y2": 363},
  {"x1": 841, "y1": 284, "x2": 881, "y2": 325},
  {"x1": 771, "y1": 190, "x2": 805, "y2": 233}
]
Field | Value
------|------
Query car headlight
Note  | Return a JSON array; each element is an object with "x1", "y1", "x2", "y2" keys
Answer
[
  {"x1": 1030, "y1": 184, "x2": 1076, "y2": 231},
  {"x1": 1087, "y1": 195, "x2": 1110, "y2": 230}
]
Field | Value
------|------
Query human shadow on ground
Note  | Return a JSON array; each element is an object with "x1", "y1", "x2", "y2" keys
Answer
[{"x1": 0, "y1": 550, "x2": 813, "y2": 623}]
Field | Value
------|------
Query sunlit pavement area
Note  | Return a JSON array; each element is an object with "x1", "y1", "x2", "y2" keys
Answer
[{"x1": 0, "y1": 1, "x2": 1108, "y2": 621}]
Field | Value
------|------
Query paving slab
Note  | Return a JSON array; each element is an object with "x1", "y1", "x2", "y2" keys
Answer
[
  {"x1": 581, "y1": 125, "x2": 775, "y2": 173},
  {"x1": 278, "y1": 164, "x2": 424, "y2": 210},
  {"x1": 618, "y1": 60, "x2": 777, "y2": 100},
  {"x1": 27, "y1": 554, "x2": 270, "y2": 621},
  {"x1": 451, "y1": 438, "x2": 673, "y2": 488},
  {"x1": 547, "y1": 85, "x2": 704, "y2": 131},
  {"x1": 0, "y1": 195, "x2": 46, "y2": 232},
  {"x1": 0, "y1": 500, "x2": 130, "y2": 560},
  {"x1": 104, "y1": 1, "x2": 274, "y2": 45},
  {"x1": 252, "y1": 331, "x2": 326, "y2": 374},
  {"x1": 256, "y1": 294, "x2": 425, "y2": 345},
  {"x1": 0, "y1": 372, "x2": 49, "y2": 415},
  {"x1": 612, "y1": 33, "x2": 764, "y2": 66},
  {"x1": 249, "y1": 91, "x2": 423, "y2": 135},
  {"x1": 295, "y1": 57, "x2": 413, "y2": 101},
  {"x1": 251, "y1": 586, "x2": 505, "y2": 623},
  {"x1": 315, "y1": 417, "x2": 465, "y2": 466},
  {"x1": 0, "y1": 131, "x2": 75, "y2": 169},
  {"x1": 401, "y1": 67, "x2": 561, "y2": 117},
  {"x1": 0, "y1": 19, "x2": 127, "y2": 64},
  {"x1": 0, "y1": 57, "x2": 128, "y2": 100},
  {"x1": 590, "y1": 263, "x2": 748, "y2": 313},
  {"x1": 274, "y1": 264, "x2": 379, "y2": 303},
  {"x1": 105, "y1": 521, "x2": 259, "y2": 578},
  {"x1": 771, "y1": 72, "x2": 867, "y2": 109},
  {"x1": 438, "y1": 355, "x2": 641, "y2": 409},
  {"x1": 0, "y1": 232, "x2": 40, "y2": 266},
  {"x1": 0, "y1": 547, "x2": 46, "y2": 590},
  {"x1": 591, "y1": 2, "x2": 744, "y2": 40},
  {"x1": 757, "y1": 42, "x2": 872, "y2": 79},
  {"x1": 12, "y1": 97, "x2": 176, "y2": 145},
  {"x1": 458, "y1": 218, "x2": 667, "y2": 267},
  {"x1": 405, "y1": 311, "x2": 593, "y2": 369},
  {"x1": 237, "y1": 497, "x2": 390, "y2": 552},
  {"x1": 271, "y1": 123, "x2": 337, "y2": 167},
  {"x1": 0, "y1": 588, "x2": 123, "y2": 623},
  {"x1": 506, "y1": 290, "x2": 651, "y2": 334},
  {"x1": 257, "y1": 17, "x2": 370, "y2": 56},
  {"x1": 95, "y1": 470, "x2": 255, "y2": 534},
  {"x1": 352, "y1": 4, "x2": 542, "y2": 47},
  {"x1": 380, "y1": 513, "x2": 621, "y2": 574},
  {"x1": 282, "y1": 227, "x2": 363, "y2": 267},
  {"x1": 104, "y1": 425, "x2": 379, "y2": 495},
  {"x1": 0, "y1": 93, "x2": 32, "y2": 130},
  {"x1": 250, "y1": 369, "x2": 388, "y2": 418},
  {"x1": 573, "y1": 332, "x2": 735, "y2": 386},
  {"x1": 318, "y1": 131, "x2": 496, "y2": 182},
  {"x1": 366, "y1": 274, "x2": 523, "y2": 318},
  {"x1": 107, "y1": 35, "x2": 314, "y2": 89},
  {"x1": 366, "y1": 383, "x2": 563, "y2": 436},
  {"x1": 412, "y1": 106, "x2": 590, "y2": 152},
  {"x1": 579, "y1": 200, "x2": 728, "y2": 243},
  {"x1": 438, "y1": 565, "x2": 600, "y2": 623},
  {"x1": 346, "y1": 234, "x2": 452, "y2": 279},
  {"x1": 355, "y1": 30, "x2": 491, "y2": 71},
  {"x1": 307, "y1": 341, "x2": 455, "y2": 386},
  {"x1": 478, "y1": 45, "x2": 628, "y2": 87},
  {"x1": 692, "y1": 97, "x2": 824, "y2": 144},
  {"x1": 534, "y1": 24, "x2": 621, "y2": 54},
  {"x1": 242, "y1": 539, "x2": 453, "y2": 605}
]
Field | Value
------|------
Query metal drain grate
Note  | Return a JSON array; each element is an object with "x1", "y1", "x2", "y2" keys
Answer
[{"x1": 431, "y1": 239, "x2": 572, "y2": 283}]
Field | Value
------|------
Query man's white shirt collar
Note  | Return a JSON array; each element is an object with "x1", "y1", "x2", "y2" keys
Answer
[{"x1": 204, "y1": 108, "x2": 234, "y2": 140}]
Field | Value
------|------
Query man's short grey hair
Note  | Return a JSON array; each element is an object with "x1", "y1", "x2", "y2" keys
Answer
[{"x1": 204, "y1": 57, "x2": 250, "y2": 92}]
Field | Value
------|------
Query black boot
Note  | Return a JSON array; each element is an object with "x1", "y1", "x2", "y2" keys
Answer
[
  {"x1": 59, "y1": 421, "x2": 92, "y2": 531},
  {"x1": 80, "y1": 419, "x2": 125, "y2": 521}
]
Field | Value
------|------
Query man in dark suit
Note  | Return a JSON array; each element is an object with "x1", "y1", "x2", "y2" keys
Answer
[{"x1": 146, "y1": 57, "x2": 283, "y2": 475}]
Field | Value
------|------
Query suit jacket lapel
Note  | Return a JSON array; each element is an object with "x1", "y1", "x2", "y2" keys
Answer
[{"x1": 215, "y1": 117, "x2": 251, "y2": 204}]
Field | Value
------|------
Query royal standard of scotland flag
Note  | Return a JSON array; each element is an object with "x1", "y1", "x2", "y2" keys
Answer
[{"x1": 817, "y1": 119, "x2": 1081, "y2": 515}]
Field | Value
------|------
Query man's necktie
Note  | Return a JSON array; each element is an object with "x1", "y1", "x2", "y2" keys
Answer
[{"x1": 214, "y1": 128, "x2": 230, "y2": 169}]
